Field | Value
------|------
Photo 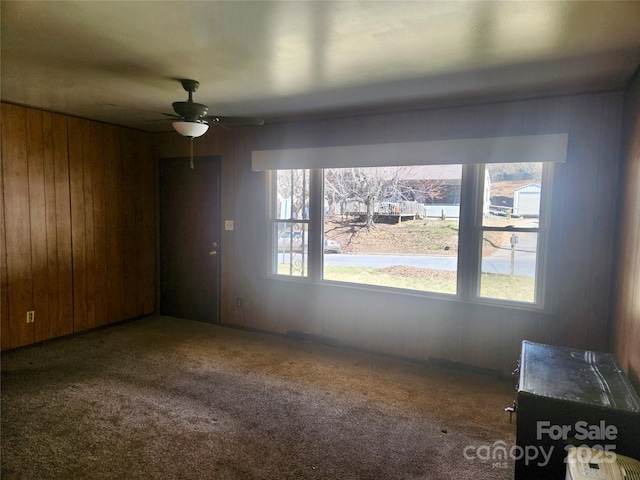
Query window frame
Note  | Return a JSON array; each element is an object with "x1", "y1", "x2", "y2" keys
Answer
[
  {"x1": 464, "y1": 163, "x2": 553, "y2": 309},
  {"x1": 267, "y1": 162, "x2": 554, "y2": 311},
  {"x1": 268, "y1": 169, "x2": 311, "y2": 278}
]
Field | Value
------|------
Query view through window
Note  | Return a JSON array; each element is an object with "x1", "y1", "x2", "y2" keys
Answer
[
  {"x1": 478, "y1": 162, "x2": 544, "y2": 303},
  {"x1": 270, "y1": 161, "x2": 548, "y2": 306},
  {"x1": 322, "y1": 165, "x2": 461, "y2": 295},
  {"x1": 272, "y1": 169, "x2": 309, "y2": 277}
]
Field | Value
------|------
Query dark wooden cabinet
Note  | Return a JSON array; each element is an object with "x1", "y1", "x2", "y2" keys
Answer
[{"x1": 514, "y1": 341, "x2": 640, "y2": 479}]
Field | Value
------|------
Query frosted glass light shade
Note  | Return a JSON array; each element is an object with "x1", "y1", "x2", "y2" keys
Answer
[{"x1": 172, "y1": 121, "x2": 209, "y2": 138}]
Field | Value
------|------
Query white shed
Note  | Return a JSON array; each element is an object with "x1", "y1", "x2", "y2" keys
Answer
[{"x1": 513, "y1": 183, "x2": 541, "y2": 217}]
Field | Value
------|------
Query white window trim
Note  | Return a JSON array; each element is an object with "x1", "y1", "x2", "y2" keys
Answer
[
  {"x1": 460, "y1": 163, "x2": 553, "y2": 309},
  {"x1": 266, "y1": 153, "x2": 559, "y2": 311}
]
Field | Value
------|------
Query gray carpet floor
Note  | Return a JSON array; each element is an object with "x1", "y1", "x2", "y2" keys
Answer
[{"x1": 1, "y1": 315, "x2": 516, "y2": 479}]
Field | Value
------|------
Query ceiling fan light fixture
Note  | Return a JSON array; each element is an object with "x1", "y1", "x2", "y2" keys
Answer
[{"x1": 172, "y1": 121, "x2": 209, "y2": 138}]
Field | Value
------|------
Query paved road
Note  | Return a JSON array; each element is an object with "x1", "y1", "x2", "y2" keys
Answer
[
  {"x1": 324, "y1": 250, "x2": 536, "y2": 276},
  {"x1": 324, "y1": 228, "x2": 539, "y2": 276}
]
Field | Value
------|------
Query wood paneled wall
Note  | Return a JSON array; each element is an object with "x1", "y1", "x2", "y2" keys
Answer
[
  {"x1": 0, "y1": 104, "x2": 155, "y2": 350},
  {"x1": 220, "y1": 92, "x2": 624, "y2": 375},
  {"x1": 612, "y1": 73, "x2": 640, "y2": 391},
  {"x1": 3, "y1": 89, "x2": 628, "y2": 377}
]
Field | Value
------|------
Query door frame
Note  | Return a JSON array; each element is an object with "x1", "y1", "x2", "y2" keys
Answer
[{"x1": 158, "y1": 155, "x2": 221, "y2": 324}]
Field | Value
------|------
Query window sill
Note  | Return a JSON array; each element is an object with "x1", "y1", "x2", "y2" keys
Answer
[{"x1": 265, "y1": 274, "x2": 555, "y2": 316}]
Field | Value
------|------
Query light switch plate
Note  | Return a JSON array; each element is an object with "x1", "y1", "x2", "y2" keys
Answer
[{"x1": 224, "y1": 220, "x2": 234, "y2": 231}]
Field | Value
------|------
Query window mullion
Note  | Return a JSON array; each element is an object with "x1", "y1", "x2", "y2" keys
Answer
[
  {"x1": 268, "y1": 172, "x2": 277, "y2": 275},
  {"x1": 534, "y1": 163, "x2": 554, "y2": 309},
  {"x1": 458, "y1": 164, "x2": 483, "y2": 301},
  {"x1": 308, "y1": 169, "x2": 323, "y2": 281}
]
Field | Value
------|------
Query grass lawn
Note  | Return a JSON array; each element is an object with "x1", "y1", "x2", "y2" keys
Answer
[
  {"x1": 327, "y1": 218, "x2": 461, "y2": 255},
  {"x1": 324, "y1": 265, "x2": 535, "y2": 302},
  {"x1": 478, "y1": 272, "x2": 536, "y2": 303},
  {"x1": 326, "y1": 218, "x2": 513, "y2": 257}
]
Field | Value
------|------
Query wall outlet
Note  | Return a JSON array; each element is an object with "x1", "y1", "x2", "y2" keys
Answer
[
  {"x1": 236, "y1": 297, "x2": 243, "y2": 307},
  {"x1": 26, "y1": 311, "x2": 35, "y2": 323},
  {"x1": 224, "y1": 220, "x2": 234, "y2": 231}
]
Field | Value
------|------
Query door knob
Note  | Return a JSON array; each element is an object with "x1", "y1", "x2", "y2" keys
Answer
[{"x1": 209, "y1": 250, "x2": 217, "y2": 256}]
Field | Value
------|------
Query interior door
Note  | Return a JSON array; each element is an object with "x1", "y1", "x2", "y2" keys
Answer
[{"x1": 160, "y1": 156, "x2": 220, "y2": 323}]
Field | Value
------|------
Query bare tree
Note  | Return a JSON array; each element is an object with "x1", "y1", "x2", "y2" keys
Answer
[
  {"x1": 400, "y1": 178, "x2": 450, "y2": 204},
  {"x1": 325, "y1": 167, "x2": 405, "y2": 230},
  {"x1": 278, "y1": 167, "x2": 452, "y2": 236}
]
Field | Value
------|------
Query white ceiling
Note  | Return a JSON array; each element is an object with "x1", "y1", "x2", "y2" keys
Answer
[{"x1": 2, "y1": 1, "x2": 640, "y2": 132}]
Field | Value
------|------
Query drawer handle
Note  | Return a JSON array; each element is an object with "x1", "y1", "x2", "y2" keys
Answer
[{"x1": 505, "y1": 403, "x2": 516, "y2": 424}]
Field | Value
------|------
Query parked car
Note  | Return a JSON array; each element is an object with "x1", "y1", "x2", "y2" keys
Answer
[
  {"x1": 277, "y1": 231, "x2": 341, "y2": 254},
  {"x1": 323, "y1": 238, "x2": 341, "y2": 254},
  {"x1": 277, "y1": 231, "x2": 306, "y2": 252}
]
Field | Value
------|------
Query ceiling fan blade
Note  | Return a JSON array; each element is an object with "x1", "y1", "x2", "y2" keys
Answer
[{"x1": 205, "y1": 115, "x2": 264, "y2": 126}]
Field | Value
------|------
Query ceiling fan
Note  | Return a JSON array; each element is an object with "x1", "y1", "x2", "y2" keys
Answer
[
  {"x1": 167, "y1": 79, "x2": 264, "y2": 168},
  {"x1": 168, "y1": 79, "x2": 264, "y2": 137}
]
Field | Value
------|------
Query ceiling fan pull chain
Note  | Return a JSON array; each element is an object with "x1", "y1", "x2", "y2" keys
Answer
[{"x1": 190, "y1": 138, "x2": 194, "y2": 169}]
